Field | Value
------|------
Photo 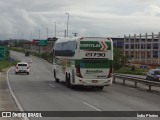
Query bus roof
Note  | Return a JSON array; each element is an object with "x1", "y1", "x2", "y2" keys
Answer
[{"x1": 55, "y1": 37, "x2": 112, "y2": 43}]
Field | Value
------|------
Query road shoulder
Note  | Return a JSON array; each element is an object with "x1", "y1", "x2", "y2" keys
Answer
[{"x1": 0, "y1": 71, "x2": 21, "y2": 120}]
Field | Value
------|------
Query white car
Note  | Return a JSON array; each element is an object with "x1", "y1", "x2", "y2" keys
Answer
[
  {"x1": 26, "y1": 58, "x2": 32, "y2": 63},
  {"x1": 15, "y1": 62, "x2": 30, "y2": 75}
]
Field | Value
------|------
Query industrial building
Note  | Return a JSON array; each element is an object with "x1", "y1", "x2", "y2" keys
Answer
[
  {"x1": 124, "y1": 32, "x2": 160, "y2": 65},
  {"x1": 112, "y1": 37, "x2": 124, "y2": 48}
]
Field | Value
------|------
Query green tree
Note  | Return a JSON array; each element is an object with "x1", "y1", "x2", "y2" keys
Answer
[{"x1": 113, "y1": 48, "x2": 128, "y2": 70}]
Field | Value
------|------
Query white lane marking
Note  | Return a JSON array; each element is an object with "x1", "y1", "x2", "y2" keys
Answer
[
  {"x1": 82, "y1": 102, "x2": 102, "y2": 111},
  {"x1": 7, "y1": 67, "x2": 29, "y2": 120},
  {"x1": 49, "y1": 84, "x2": 55, "y2": 88}
]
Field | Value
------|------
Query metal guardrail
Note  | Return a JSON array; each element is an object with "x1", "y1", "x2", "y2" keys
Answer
[{"x1": 112, "y1": 73, "x2": 160, "y2": 91}]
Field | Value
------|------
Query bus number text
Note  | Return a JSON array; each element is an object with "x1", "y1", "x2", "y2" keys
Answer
[{"x1": 85, "y1": 53, "x2": 105, "y2": 57}]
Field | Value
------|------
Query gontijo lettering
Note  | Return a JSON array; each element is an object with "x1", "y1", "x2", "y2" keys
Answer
[
  {"x1": 80, "y1": 44, "x2": 100, "y2": 48},
  {"x1": 80, "y1": 41, "x2": 111, "y2": 51}
]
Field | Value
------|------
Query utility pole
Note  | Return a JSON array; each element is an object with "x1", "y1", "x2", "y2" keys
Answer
[
  {"x1": 30, "y1": 31, "x2": 32, "y2": 41},
  {"x1": 65, "y1": 13, "x2": 69, "y2": 37},
  {"x1": 55, "y1": 22, "x2": 56, "y2": 37},
  {"x1": 64, "y1": 30, "x2": 67, "y2": 38},
  {"x1": 38, "y1": 29, "x2": 40, "y2": 54},
  {"x1": 22, "y1": 32, "x2": 23, "y2": 40},
  {"x1": 47, "y1": 27, "x2": 48, "y2": 39},
  {"x1": 38, "y1": 29, "x2": 40, "y2": 39},
  {"x1": 46, "y1": 28, "x2": 48, "y2": 53}
]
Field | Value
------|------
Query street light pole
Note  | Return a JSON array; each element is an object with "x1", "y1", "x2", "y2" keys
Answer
[
  {"x1": 38, "y1": 29, "x2": 40, "y2": 39},
  {"x1": 38, "y1": 29, "x2": 40, "y2": 54},
  {"x1": 65, "y1": 13, "x2": 69, "y2": 37},
  {"x1": 55, "y1": 22, "x2": 56, "y2": 37},
  {"x1": 22, "y1": 32, "x2": 23, "y2": 40},
  {"x1": 47, "y1": 27, "x2": 48, "y2": 39}
]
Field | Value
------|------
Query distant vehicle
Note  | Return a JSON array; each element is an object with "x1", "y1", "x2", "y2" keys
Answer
[
  {"x1": 146, "y1": 69, "x2": 160, "y2": 82},
  {"x1": 52, "y1": 37, "x2": 113, "y2": 90},
  {"x1": 15, "y1": 62, "x2": 30, "y2": 75},
  {"x1": 26, "y1": 59, "x2": 32, "y2": 63},
  {"x1": 25, "y1": 51, "x2": 30, "y2": 56}
]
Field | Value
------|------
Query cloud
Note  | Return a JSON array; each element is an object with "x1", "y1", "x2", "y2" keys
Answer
[
  {"x1": 132, "y1": 5, "x2": 160, "y2": 16},
  {"x1": 0, "y1": 0, "x2": 160, "y2": 40}
]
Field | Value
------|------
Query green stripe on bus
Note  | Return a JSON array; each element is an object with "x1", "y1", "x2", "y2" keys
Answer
[
  {"x1": 75, "y1": 59, "x2": 112, "y2": 68},
  {"x1": 80, "y1": 41, "x2": 111, "y2": 50}
]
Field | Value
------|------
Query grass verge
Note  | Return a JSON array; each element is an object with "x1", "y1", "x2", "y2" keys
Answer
[{"x1": 0, "y1": 60, "x2": 19, "y2": 72}]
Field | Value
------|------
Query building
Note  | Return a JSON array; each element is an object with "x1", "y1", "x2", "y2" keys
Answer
[
  {"x1": 23, "y1": 37, "x2": 57, "y2": 53},
  {"x1": 111, "y1": 37, "x2": 124, "y2": 48},
  {"x1": 124, "y1": 32, "x2": 160, "y2": 65}
]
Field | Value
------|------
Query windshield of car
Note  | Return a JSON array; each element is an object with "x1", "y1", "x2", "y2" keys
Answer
[{"x1": 154, "y1": 70, "x2": 160, "y2": 75}]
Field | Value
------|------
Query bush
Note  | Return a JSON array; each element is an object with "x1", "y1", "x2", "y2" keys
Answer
[
  {"x1": 5, "y1": 49, "x2": 10, "y2": 60},
  {"x1": 40, "y1": 52, "x2": 50, "y2": 60},
  {"x1": 113, "y1": 48, "x2": 128, "y2": 70},
  {"x1": 9, "y1": 47, "x2": 52, "y2": 63},
  {"x1": 115, "y1": 66, "x2": 149, "y2": 75},
  {"x1": 131, "y1": 66, "x2": 135, "y2": 71},
  {"x1": 0, "y1": 59, "x2": 19, "y2": 72}
]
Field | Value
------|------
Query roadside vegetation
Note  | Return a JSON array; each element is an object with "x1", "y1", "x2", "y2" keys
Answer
[
  {"x1": 113, "y1": 48, "x2": 149, "y2": 75},
  {"x1": 0, "y1": 60, "x2": 18, "y2": 72},
  {"x1": 9, "y1": 47, "x2": 52, "y2": 63},
  {"x1": 0, "y1": 48, "x2": 19, "y2": 72},
  {"x1": 115, "y1": 66, "x2": 149, "y2": 75},
  {"x1": 113, "y1": 48, "x2": 128, "y2": 70}
]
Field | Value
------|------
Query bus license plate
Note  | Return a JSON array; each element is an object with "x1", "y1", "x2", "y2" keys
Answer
[{"x1": 92, "y1": 80, "x2": 98, "y2": 83}]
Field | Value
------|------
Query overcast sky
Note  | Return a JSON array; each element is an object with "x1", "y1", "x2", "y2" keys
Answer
[{"x1": 1, "y1": 0, "x2": 160, "y2": 40}]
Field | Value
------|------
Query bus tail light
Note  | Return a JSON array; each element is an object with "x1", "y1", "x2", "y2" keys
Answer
[
  {"x1": 107, "y1": 66, "x2": 112, "y2": 78},
  {"x1": 76, "y1": 64, "x2": 83, "y2": 78}
]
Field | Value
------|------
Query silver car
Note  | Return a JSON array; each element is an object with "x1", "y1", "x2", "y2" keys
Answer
[{"x1": 146, "y1": 69, "x2": 160, "y2": 82}]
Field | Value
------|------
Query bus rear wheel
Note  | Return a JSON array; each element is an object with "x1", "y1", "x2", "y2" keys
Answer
[
  {"x1": 98, "y1": 86, "x2": 104, "y2": 90},
  {"x1": 66, "y1": 74, "x2": 73, "y2": 88},
  {"x1": 54, "y1": 70, "x2": 59, "y2": 83}
]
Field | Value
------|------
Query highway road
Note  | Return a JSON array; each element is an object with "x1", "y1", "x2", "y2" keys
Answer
[{"x1": 8, "y1": 51, "x2": 160, "y2": 120}]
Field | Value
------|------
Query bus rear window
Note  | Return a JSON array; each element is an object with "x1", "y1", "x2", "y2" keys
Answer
[{"x1": 18, "y1": 64, "x2": 27, "y2": 66}]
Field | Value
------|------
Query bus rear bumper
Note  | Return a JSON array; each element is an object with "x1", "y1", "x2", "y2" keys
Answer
[{"x1": 72, "y1": 77, "x2": 113, "y2": 86}]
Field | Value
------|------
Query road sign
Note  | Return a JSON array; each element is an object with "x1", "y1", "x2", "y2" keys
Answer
[
  {"x1": 38, "y1": 40, "x2": 48, "y2": 46},
  {"x1": 0, "y1": 46, "x2": 6, "y2": 60},
  {"x1": 0, "y1": 47, "x2": 5, "y2": 51}
]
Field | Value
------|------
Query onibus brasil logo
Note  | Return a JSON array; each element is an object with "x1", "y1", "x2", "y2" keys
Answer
[{"x1": 80, "y1": 41, "x2": 111, "y2": 51}]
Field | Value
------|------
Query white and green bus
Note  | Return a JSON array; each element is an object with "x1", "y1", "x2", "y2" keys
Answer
[{"x1": 52, "y1": 37, "x2": 113, "y2": 90}]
